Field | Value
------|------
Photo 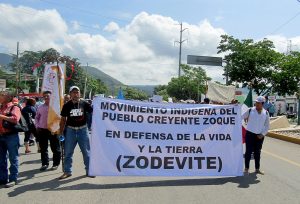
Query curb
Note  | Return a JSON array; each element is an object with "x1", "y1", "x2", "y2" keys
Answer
[{"x1": 267, "y1": 132, "x2": 300, "y2": 145}]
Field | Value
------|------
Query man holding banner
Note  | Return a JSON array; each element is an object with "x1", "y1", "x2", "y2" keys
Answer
[
  {"x1": 58, "y1": 86, "x2": 93, "y2": 179},
  {"x1": 35, "y1": 91, "x2": 61, "y2": 171},
  {"x1": 37, "y1": 63, "x2": 65, "y2": 171}
]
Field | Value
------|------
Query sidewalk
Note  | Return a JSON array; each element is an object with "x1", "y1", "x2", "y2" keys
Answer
[{"x1": 267, "y1": 125, "x2": 300, "y2": 145}]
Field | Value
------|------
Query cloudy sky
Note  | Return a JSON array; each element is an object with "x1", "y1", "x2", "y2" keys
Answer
[{"x1": 0, "y1": 0, "x2": 300, "y2": 85}]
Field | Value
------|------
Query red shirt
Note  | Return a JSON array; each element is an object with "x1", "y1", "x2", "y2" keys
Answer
[{"x1": 0, "y1": 102, "x2": 21, "y2": 134}]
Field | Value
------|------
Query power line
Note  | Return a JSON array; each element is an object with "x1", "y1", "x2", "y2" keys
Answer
[{"x1": 270, "y1": 10, "x2": 300, "y2": 35}]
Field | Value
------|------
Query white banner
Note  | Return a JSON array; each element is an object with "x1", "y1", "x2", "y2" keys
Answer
[
  {"x1": 206, "y1": 81, "x2": 236, "y2": 104},
  {"x1": 89, "y1": 98, "x2": 243, "y2": 177},
  {"x1": 41, "y1": 63, "x2": 65, "y2": 133}
]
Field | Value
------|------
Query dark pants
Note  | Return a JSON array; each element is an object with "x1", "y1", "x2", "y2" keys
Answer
[
  {"x1": 245, "y1": 131, "x2": 264, "y2": 170},
  {"x1": 24, "y1": 124, "x2": 38, "y2": 143},
  {"x1": 37, "y1": 128, "x2": 61, "y2": 166},
  {"x1": 0, "y1": 133, "x2": 19, "y2": 184}
]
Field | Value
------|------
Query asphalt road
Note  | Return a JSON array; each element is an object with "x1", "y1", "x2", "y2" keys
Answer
[{"x1": 1, "y1": 135, "x2": 299, "y2": 204}]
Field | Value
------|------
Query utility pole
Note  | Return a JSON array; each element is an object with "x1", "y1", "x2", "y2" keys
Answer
[
  {"x1": 175, "y1": 23, "x2": 187, "y2": 77},
  {"x1": 16, "y1": 42, "x2": 20, "y2": 95},
  {"x1": 83, "y1": 62, "x2": 88, "y2": 99},
  {"x1": 286, "y1": 40, "x2": 292, "y2": 55}
]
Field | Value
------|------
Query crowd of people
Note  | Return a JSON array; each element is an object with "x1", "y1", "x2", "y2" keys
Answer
[
  {"x1": 0, "y1": 86, "x2": 93, "y2": 188},
  {"x1": 0, "y1": 88, "x2": 270, "y2": 188}
]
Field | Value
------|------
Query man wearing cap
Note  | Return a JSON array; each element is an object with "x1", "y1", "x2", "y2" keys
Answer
[
  {"x1": 242, "y1": 96, "x2": 270, "y2": 175},
  {"x1": 58, "y1": 86, "x2": 93, "y2": 179},
  {"x1": 0, "y1": 91, "x2": 21, "y2": 188}
]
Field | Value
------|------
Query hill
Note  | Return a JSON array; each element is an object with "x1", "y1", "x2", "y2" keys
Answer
[
  {"x1": 131, "y1": 85, "x2": 156, "y2": 96},
  {"x1": 0, "y1": 53, "x2": 13, "y2": 67},
  {"x1": 82, "y1": 66, "x2": 124, "y2": 92}
]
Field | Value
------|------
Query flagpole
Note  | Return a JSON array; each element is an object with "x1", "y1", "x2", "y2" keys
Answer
[{"x1": 56, "y1": 61, "x2": 65, "y2": 171}]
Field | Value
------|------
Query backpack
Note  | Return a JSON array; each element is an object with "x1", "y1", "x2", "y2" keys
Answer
[{"x1": 2, "y1": 105, "x2": 29, "y2": 133}]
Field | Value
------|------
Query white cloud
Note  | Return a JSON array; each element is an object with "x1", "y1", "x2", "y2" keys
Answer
[
  {"x1": 71, "y1": 21, "x2": 80, "y2": 31},
  {"x1": 265, "y1": 35, "x2": 300, "y2": 53},
  {"x1": 104, "y1": 22, "x2": 120, "y2": 32},
  {"x1": 0, "y1": 5, "x2": 227, "y2": 85},
  {"x1": 1, "y1": 3, "x2": 265, "y2": 85},
  {"x1": 0, "y1": 4, "x2": 67, "y2": 52}
]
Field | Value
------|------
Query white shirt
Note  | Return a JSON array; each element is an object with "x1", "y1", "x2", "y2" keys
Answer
[{"x1": 242, "y1": 107, "x2": 270, "y2": 136}]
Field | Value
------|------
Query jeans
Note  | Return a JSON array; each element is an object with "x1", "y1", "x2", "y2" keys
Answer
[
  {"x1": 64, "y1": 126, "x2": 90, "y2": 174},
  {"x1": 245, "y1": 131, "x2": 264, "y2": 170},
  {"x1": 0, "y1": 133, "x2": 19, "y2": 184},
  {"x1": 37, "y1": 128, "x2": 61, "y2": 166}
]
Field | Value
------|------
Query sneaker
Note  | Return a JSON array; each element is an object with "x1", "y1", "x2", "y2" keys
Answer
[
  {"x1": 255, "y1": 169, "x2": 265, "y2": 175},
  {"x1": 40, "y1": 165, "x2": 48, "y2": 171},
  {"x1": 4, "y1": 181, "x2": 17, "y2": 188},
  {"x1": 243, "y1": 168, "x2": 249, "y2": 175},
  {"x1": 51, "y1": 166, "x2": 59, "y2": 170},
  {"x1": 58, "y1": 173, "x2": 72, "y2": 180}
]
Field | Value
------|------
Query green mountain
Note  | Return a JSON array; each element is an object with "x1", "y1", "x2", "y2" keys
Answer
[
  {"x1": 82, "y1": 66, "x2": 157, "y2": 96},
  {"x1": 131, "y1": 85, "x2": 156, "y2": 95},
  {"x1": 0, "y1": 53, "x2": 13, "y2": 67},
  {"x1": 82, "y1": 66, "x2": 123, "y2": 92}
]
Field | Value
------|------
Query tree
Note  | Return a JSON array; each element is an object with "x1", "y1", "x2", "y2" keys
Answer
[
  {"x1": 8, "y1": 48, "x2": 108, "y2": 94},
  {"x1": 272, "y1": 51, "x2": 300, "y2": 96},
  {"x1": 217, "y1": 35, "x2": 281, "y2": 95},
  {"x1": 166, "y1": 64, "x2": 210, "y2": 101},
  {"x1": 84, "y1": 78, "x2": 108, "y2": 98},
  {"x1": 124, "y1": 86, "x2": 149, "y2": 100},
  {"x1": 154, "y1": 85, "x2": 167, "y2": 95},
  {"x1": 153, "y1": 85, "x2": 169, "y2": 101}
]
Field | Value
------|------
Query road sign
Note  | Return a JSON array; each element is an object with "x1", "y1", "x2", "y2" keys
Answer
[
  {"x1": 0, "y1": 79, "x2": 6, "y2": 90},
  {"x1": 187, "y1": 55, "x2": 222, "y2": 66}
]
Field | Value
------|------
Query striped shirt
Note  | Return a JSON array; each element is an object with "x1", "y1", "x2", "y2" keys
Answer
[{"x1": 35, "y1": 104, "x2": 49, "y2": 129}]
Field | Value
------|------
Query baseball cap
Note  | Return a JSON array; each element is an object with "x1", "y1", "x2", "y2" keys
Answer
[
  {"x1": 69, "y1": 86, "x2": 80, "y2": 93},
  {"x1": 255, "y1": 96, "x2": 265, "y2": 103}
]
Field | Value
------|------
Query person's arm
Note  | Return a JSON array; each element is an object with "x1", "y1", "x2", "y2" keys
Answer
[
  {"x1": 261, "y1": 113, "x2": 270, "y2": 136},
  {"x1": 0, "y1": 114, "x2": 18, "y2": 124},
  {"x1": 59, "y1": 117, "x2": 67, "y2": 135},
  {"x1": 85, "y1": 101, "x2": 93, "y2": 113},
  {"x1": 0, "y1": 106, "x2": 21, "y2": 124},
  {"x1": 59, "y1": 104, "x2": 68, "y2": 135},
  {"x1": 31, "y1": 107, "x2": 36, "y2": 119}
]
